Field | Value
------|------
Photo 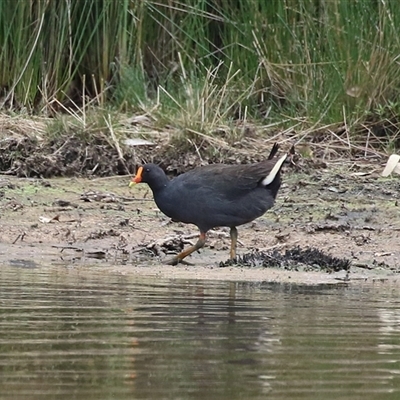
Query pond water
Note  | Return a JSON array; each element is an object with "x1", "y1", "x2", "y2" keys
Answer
[{"x1": 0, "y1": 265, "x2": 400, "y2": 400}]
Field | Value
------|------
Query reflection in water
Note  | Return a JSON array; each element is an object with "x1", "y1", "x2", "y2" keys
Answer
[
  {"x1": 378, "y1": 306, "x2": 400, "y2": 366},
  {"x1": 0, "y1": 266, "x2": 400, "y2": 399}
]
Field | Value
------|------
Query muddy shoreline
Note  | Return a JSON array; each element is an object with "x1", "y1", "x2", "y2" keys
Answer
[{"x1": 1, "y1": 160, "x2": 399, "y2": 285}]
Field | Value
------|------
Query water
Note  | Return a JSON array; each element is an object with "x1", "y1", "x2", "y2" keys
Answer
[{"x1": 0, "y1": 266, "x2": 400, "y2": 400}]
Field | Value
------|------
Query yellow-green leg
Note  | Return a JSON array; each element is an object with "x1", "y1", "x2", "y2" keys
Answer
[
  {"x1": 166, "y1": 232, "x2": 207, "y2": 265},
  {"x1": 230, "y1": 227, "x2": 238, "y2": 260}
]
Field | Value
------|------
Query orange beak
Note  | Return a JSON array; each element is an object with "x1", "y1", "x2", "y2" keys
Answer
[{"x1": 129, "y1": 166, "x2": 143, "y2": 187}]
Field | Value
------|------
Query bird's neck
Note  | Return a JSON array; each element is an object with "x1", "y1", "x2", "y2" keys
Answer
[{"x1": 149, "y1": 176, "x2": 170, "y2": 196}]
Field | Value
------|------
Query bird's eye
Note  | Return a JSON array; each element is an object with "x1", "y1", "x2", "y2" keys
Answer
[{"x1": 146, "y1": 168, "x2": 150, "y2": 173}]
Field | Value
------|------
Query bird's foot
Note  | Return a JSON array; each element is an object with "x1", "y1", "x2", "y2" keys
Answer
[{"x1": 164, "y1": 256, "x2": 194, "y2": 266}]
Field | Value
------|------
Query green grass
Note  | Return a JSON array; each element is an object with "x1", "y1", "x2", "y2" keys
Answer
[{"x1": 0, "y1": 0, "x2": 400, "y2": 153}]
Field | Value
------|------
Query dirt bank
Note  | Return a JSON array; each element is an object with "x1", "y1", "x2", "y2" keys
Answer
[{"x1": 0, "y1": 158, "x2": 399, "y2": 285}]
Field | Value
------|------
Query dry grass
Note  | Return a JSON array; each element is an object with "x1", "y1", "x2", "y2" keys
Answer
[{"x1": 0, "y1": 106, "x2": 391, "y2": 179}]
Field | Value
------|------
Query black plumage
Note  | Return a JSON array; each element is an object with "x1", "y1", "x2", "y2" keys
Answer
[{"x1": 131, "y1": 143, "x2": 288, "y2": 265}]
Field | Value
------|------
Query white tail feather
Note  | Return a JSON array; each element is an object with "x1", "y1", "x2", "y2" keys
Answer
[{"x1": 261, "y1": 154, "x2": 287, "y2": 186}]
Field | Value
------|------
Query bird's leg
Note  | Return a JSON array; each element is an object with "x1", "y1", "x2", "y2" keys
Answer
[
  {"x1": 229, "y1": 227, "x2": 238, "y2": 260},
  {"x1": 165, "y1": 232, "x2": 207, "y2": 265}
]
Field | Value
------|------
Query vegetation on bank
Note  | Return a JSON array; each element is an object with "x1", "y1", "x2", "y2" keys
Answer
[{"x1": 0, "y1": 0, "x2": 400, "y2": 163}]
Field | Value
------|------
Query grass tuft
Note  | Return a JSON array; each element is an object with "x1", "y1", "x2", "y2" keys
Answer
[{"x1": 0, "y1": 0, "x2": 400, "y2": 157}]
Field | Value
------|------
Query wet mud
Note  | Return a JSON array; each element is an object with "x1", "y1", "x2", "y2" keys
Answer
[{"x1": 0, "y1": 159, "x2": 399, "y2": 284}]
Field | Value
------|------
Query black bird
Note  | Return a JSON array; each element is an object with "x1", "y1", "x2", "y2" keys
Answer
[{"x1": 130, "y1": 143, "x2": 288, "y2": 265}]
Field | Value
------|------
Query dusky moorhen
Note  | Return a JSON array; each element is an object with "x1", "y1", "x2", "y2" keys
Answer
[{"x1": 130, "y1": 144, "x2": 288, "y2": 265}]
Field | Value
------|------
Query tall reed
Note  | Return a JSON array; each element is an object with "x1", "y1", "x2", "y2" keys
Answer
[{"x1": 0, "y1": 0, "x2": 399, "y2": 144}]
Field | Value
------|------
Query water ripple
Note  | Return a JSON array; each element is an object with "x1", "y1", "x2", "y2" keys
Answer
[{"x1": 0, "y1": 266, "x2": 400, "y2": 399}]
